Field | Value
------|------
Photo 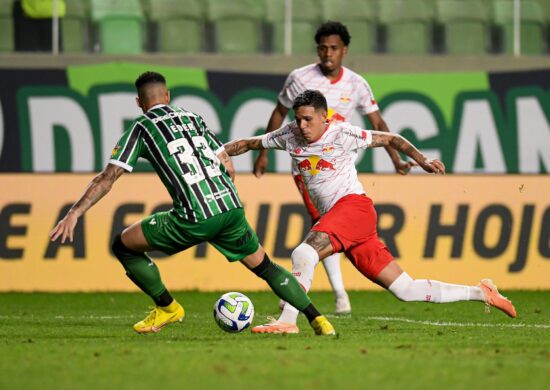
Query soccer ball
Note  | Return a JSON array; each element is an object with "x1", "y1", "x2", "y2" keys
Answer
[{"x1": 213, "y1": 292, "x2": 254, "y2": 333}]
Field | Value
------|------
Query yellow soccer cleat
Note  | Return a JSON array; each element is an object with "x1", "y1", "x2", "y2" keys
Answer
[
  {"x1": 310, "y1": 315, "x2": 336, "y2": 336},
  {"x1": 133, "y1": 300, "x2": 185, "y2": 334}
]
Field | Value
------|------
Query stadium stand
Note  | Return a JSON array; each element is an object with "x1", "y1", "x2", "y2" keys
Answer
[
  {"x1": 493, "y1": 0, "x2": 546, "y2": 55},
  {"x1": 266, "y1": 0, "x2": 322, "y2": 54},
  {"x1": 378, "y1": 0, "x2": 433, "y2": 54},
  {"x1": 207, "y1": 0, "x2": 264, "y2": 53},
  {"x1": 90, "y1": 0, "x2": 144, "y2": 54},
  {"x1": 147, "y1": 0, "x2": 205, "y2": 53},
  {"x1": 436, "y1": 0, "x2": 489, "y2": 54},
  {"x1": 63, "y1": 0, "x2": 89, "y2": 52},
  {"x1": 1, "y1": 0, "x2": 549, "y2": 55},
  {"x1": 321, "y1": 0, "x2": 377, "y2": 54},
  {"x1": 0, "y1": 0, "x2": 15, "y2": 52}
]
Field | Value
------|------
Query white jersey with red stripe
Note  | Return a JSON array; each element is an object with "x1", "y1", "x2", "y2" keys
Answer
[
  {"x1": 278, "y1": 63, "x2": 379, "y2": 122},
  {"x1": 262, "y1": 121, "x2": 373, "y2": 216}
]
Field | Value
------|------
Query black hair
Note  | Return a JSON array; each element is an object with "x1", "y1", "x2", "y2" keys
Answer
[
  {"x1": 314, "y1": 21, "x2": 351, "y2": 46},
  {"x1": 135, "y1": 71, "x2": 166, "y2": 93},
  {"x1": 292, "y1": 90, "x2": 328, "y2": 112}
]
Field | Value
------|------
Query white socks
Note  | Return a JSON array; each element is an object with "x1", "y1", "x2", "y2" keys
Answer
[
  {"x1": 388, "y1": 272, "x2": 484, "y2": 303},
  {"x1": 279, "y1": 243, "x2": 319, "y2": 324},
  {"x1": 322, "y1": 252, "x2": 347, "y2": 299}
]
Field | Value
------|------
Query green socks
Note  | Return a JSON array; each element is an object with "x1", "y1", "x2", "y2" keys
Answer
[
  {"x1": 112, "y1": 235, "x2": 167, "y2": 300},
  {"x1": 251, "y1": 254, "x2": 312, "y2": 311}
]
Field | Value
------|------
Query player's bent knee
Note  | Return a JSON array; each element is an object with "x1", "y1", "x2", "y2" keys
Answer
[
  {"x1": 387, "y1": 272, "x2": 415, "y2": 301},
  {"x1": 291, "y1": 243, "x2": 319, "y2": 268},
  {"x1": 112, "y1": 233, "x2": 141, "y2": 263},
  {"x1": 111, "y1": 233, "x2": 124, "y2": 257}
]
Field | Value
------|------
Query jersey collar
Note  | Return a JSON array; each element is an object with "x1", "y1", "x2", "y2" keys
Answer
[
  {"x1": 330, "y1": 67, "x2": 344, "y2": 84},
  {"x1": 316, "y1": 64, "x2": 345, "y2": 85},
  {"x1": 147, "y1": 103, "x2": 167, "y2": 112}
]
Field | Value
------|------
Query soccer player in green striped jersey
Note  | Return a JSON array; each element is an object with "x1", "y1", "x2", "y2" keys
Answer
[{"x1": 49, "y1": 71, "x2": 335, "y2": 336}]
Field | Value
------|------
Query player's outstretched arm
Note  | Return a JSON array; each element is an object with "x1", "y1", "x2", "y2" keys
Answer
[
  {"x1": 254, "y1": 102, "x2": 289, "y2": 177},
  {"x1": 370, "y1": 131, "x2": 445, "y2": 174},
  {"x1": 225, "y1": 136, "x2": 265, "y2": 157},
  {"x1": 367, "y1": 111, "x2": 415, "y2": 175},
  {"x1": 49, "y1": 164, "x2": 125, "y2": 243}
]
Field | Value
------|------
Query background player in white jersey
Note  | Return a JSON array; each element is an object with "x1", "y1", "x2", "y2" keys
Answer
[
  {"x1": 227, "y1": 90, "x2": 517, "y2": 334},
  {"x1": 253, "y1": 21, "x2": 414, "y2": 315},
  {"x1": 49, "y1": 73, "x2": 335, "y2": 336}
]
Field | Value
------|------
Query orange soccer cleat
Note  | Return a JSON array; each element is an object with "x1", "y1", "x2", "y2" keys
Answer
[
  {"x1": 251, "y1": 317, "x2": 300, "y2": 334},
  {"x1": 479, "y1": 279, "x2": 517, "y2": 318}
]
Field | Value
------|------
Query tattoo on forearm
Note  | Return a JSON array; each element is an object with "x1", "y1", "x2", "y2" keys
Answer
[
  {"x1": 390, "y1": 136, "x2": 423, "y2": 161},
  {"x1": 71, "y1": 168, "x2": 121, "y2": 214},
  {"x1": 305, "y1": 231, "x2": 332, "y2": 253},
  {"x1": 226, "y1": 138, "x2": 263, "y2": 156}
]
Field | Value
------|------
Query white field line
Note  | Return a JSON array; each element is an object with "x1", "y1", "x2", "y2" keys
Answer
[
  {"x1": 0, "y1": 314, "x2": 549, "y2": 329},
  {"x1": 367, "y1": 316, "x2": 550, "y2": 329}
]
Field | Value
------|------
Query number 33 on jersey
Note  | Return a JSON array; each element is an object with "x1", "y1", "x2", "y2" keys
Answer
[{"x1": 109, "y1": 104, "x2": 242, "y2": 223}]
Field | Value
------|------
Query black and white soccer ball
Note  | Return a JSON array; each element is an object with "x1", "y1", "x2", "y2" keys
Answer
[{"x1": 213, "y1": 292, "x2": 254, "y2": 333}]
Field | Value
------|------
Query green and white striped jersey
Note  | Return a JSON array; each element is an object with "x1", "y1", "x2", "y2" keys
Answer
[{"x1": 109, "y1": 104, "x2": 242, "y2": 222}]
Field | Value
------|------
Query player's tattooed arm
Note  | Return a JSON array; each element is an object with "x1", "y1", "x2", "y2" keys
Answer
[
  {"x1": 218, "y1": 150, "x2": 235, "y2": 182},
  {"x1": 304, "y1": 231, "x2": 334, "y2": 259},
  {"x1": 71, "y1": 164, "x2": 125, "y2": 216},
  {"x1": 49, "y1": 164, "x2": 125, "y2": 243},
  {"x1": 224, "y1": 136, "x2": 265, "y2": 156},
  {"x1": 370, "y1": 131, "x2": 446, "y2": 174},
  {"x1": 367, "y1": 111, "x2": 414, "y2": 175}
]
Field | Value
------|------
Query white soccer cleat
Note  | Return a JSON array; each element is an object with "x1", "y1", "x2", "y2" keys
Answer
[{"x1": 335, "y1": 293, "x2": 351, "y2": 315}]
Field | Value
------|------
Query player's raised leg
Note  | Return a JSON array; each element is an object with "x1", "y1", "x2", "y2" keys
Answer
[
  {"x1": 113, "y1": 219, "x2": 184, "y2": 333},
  {"x1": 242, "y1": 246, "x2": 335, "y2": 335},
  {"x1": 372, "y1": 260, "x2": 517, "y2": 318}
]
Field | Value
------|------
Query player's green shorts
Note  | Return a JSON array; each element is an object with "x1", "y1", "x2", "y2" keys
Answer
[{"x1": 141, "y1": 207, "x2": 259, "y2": 262}]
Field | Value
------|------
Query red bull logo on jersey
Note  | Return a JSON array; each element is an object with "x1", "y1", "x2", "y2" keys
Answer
[
  {"x1": 340, "y1": 95, "x2": 351, "y2": 103},
  {"x1": 322, "y1": 144, "x2": 334, "y2": 156},
  {"x1": 326, "y1": 108, "x2": 346, "y2": 123},
  {"x1": 297, "y1": 155, "x2": 336, "y2": 175}
]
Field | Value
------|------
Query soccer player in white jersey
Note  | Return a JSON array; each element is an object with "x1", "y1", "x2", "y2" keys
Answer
[
  {"x1": 254, "y1": 21, "x2": 414, "y2": 315},
  {"x1": 227, "y1": 90, "x2": 517, "y2": 334},
  {"x1": 49, "y1": 73, "x2": 336, "y2": 336}
]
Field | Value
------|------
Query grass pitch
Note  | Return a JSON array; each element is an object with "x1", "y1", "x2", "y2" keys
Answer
[{"x1": 1, "y1": 290, "x2": 549, "y2": 390}]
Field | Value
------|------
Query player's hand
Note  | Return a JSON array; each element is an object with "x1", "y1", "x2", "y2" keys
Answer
[
  {"x1": 49, "y1": 213, "x2": 78, "y2": 243},
  {"x1": 253, "y1": 153, "x2": 268, "y2": 178},
  {"x1": 393, "y1": 159, "x2": 417, "y2": 175},
  {"x1": 418, "y1": 158, "x2": 446, "y2": 175}
]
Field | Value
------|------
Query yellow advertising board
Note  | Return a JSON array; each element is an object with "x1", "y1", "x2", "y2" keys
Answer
[{"x1": 1, "y1": 174, "x2": 549, "y2": 291}]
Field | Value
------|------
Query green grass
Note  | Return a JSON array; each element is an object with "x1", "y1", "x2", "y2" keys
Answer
[{"x1": 1, "y1": 291, "x2": 549, "y2": 389}]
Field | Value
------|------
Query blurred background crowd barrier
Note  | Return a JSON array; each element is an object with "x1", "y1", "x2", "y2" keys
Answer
[{"x1": 1, "y1": 0, "x2": 550, "y2": 56}]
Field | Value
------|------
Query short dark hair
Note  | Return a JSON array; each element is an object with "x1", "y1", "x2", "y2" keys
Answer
[
  {"x1": 292, "y1": 90, "x2": 327, "y2": 112},
  {"x1": 314, "y1": 21, "x2": 351, "y2": 46},
  {"x1": 135, "y1": 71, "x2": 166, "y2": 92}
]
